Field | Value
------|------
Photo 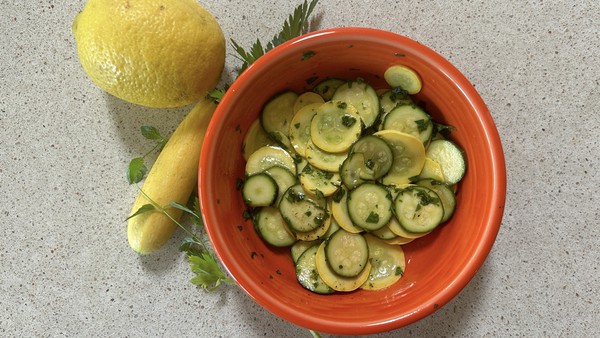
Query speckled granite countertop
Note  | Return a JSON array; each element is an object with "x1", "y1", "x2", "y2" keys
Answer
[{"x1": 1, "y1": 1, "x2": 599, "y2": 337}]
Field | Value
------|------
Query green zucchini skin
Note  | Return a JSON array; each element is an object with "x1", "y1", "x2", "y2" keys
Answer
[
  {"x1": 394, "y1": 185, "x2": 444, "y2": 233},
  {"x1": 242, "y1": 173, "x2": 278, "y2": 207},
  {"x1": 324, "y1": 229, "x2": 369, "y2": 277}
]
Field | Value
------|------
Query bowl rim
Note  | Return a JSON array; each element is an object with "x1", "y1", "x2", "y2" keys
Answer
[{"x1": 199, "y1": 26, "x2": 506, "y2": 334}]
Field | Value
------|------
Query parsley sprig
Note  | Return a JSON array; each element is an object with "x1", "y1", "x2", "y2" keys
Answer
[
  {"x1": 126, "y1": 178, "x2": 235, "y2": 290},
  {"x1": 230, "y1": 0, "x2": 319, "y2": 75},
  {"x1": 126, "y1": 124, "x2": 234, "y2": 290}
]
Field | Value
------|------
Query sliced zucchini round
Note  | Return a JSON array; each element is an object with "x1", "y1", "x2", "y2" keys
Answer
[
  {"x1": 291, "y1": 240, "x2": 321, "y2": 263},
  {"x1": 245, "y1": 145, "x2": 297, "y2": 176},
  {"x1": 361, "y1": 234, "x2": 406, "y2": 290},
  {"x1": 315, "y1": 241, "x2": 372, "y2": 292},
  {"x1": 394, "y1": 185, "x2": 444, "y2": 233},
  {"x1": 294, "y1": 212, "x2": 331, "y2": 241},
  {"x1": 416, "y1": 178, "x2": 457, "y2": 223},
  {"x1": 347, "y1": 183, "x2": 393, "y2": 231},
  {"x1": 425, "y1": 139, "x2": 466, "y2": 185},
  {"x1": 325, "y1": 229, "x2": 369, "y2": 277},
  {"x1": 242, "y1": 173, "x2": 278, "y2": 207},
  {"x1": 310, "y1": 100, "x2": 362, "y2": 153},
  {"x1": 299, "y1": 164, "x2": 341, "y2": 197},
  {"x1": 374, "y1": 130, "x2": 426, "y2": 186},
  {"x1": 349, "y1": 135, "x2": 394, "y2": 180},
  {"x1": 279, "y1": 184, "x2": 329, "y2": 233},
  {"x1": 383, "y1": 64, "x2": 422, "y2": 94},
  {"x1": 339, "y1": 152, "x2": 366, "y2": 190},
  {"x1": 296, "y1": 156, "x2": 309, "y2": 174},
  {"x1": 379, "y1": 88, "x2": 413, "y2": 118},
  {"x1": 382, "y1": 104, "x2": 433, "y2": 144},
  {"x1": 267, "y1": 130, "x2": 294, "y2": 153},
  {"x1": 261, "y1": 91, "x2": 298, "y2": 138},
  {"x1": 254, "y1": 207, "x2": 296, "y2": 247},
  {"x1": 332, "y1": 79, "x2": 380, "y2": 128},
  {"x1": 295, "y1": 244, "x2": 335, "y2": 294},
  {"x1": 324, "y1": 215, "x2": 341, "y2": 239},
  {"x1": 263, "y1": 165, "x2": 297, "y2": 205},
  {"x1": 289, "y1": 102, "x2": 320, "y2": 157}
]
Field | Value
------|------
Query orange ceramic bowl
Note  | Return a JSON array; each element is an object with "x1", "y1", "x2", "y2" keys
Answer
[{"x1": 199, "y1": 27, "x2": 506, "y2": 335}]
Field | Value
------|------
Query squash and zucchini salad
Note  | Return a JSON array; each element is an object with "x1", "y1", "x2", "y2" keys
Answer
[{"x1": 240, "y1": 65, "x2": 466, "y2": 294}]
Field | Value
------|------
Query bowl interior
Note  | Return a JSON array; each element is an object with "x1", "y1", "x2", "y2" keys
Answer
[{"x1": 199, "y1": 27, "x2": 506, "y2": 335}]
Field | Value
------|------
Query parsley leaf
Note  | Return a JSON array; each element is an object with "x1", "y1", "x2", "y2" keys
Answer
[
  {"x1": 341, "y1": 114, "x2": 357, "y2": 128},
  {"x1": 366, "y1": 211, "x2": 380, "y2": 223},
  {"x1": 125, "y1": 203, "x2": 155, "y2": 221},
  {"x1": 127, "y1": 157, "x2": 147, "y2": 184},
  {"x1": 141, "y1": 125, "x2": 165, "y2": 143},
  {"x1": 415, "y1": 118, "x2": 431, "y2": 133},
  {"x1": 433, "y1": 121, "x2": 456, "y2": 138}
]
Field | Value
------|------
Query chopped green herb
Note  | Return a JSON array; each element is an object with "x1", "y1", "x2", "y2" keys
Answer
[
  {"x1": 306, "y1": 75, "x2": 319, "y2": 84},
  {"x1": 366, "y1": 211, "x2": 380, "y2": 223},
  {"x1": 286, "y1": 189, "x2": 305, "y2": 203},
  {"x1": 302, "y1": 51, "x2": 316, "y2": 60},
  {"x1": 341, "y1": 114, "x2": 357, "y2": 128},
  {"x1": 389, "y1": 86, "x2": 410, "y2": 101},
  {"x1": 242, "y1": 209, "x2": 253, "y2": 220},
  {"x1": 269, "y1": 131, "x2": 283, "y2": 143},
  {"x1": 408, "y1": 175, "x2": 421, "y2": 182},
  {"x1": 433, "y1": 121, "x2": 456, "y2": 138},
  {"x1": 415, "y1": 118, "x2": 431, "y2": 133},
  {"x1": 313, "y1": 189, "x2": 325, "y2": 201},
  {"x1": 331, "y1": 187, "x2": 345, "y2": 203},
  {"x1": 236, "y1": 178, "x2": 244, "y2": 190},
  {"x1": 414, "y1": 187, "x2": 440, "y2": 206},
  {"x1": 314, "y1": 213, "x2": 328, "y2": 226}
]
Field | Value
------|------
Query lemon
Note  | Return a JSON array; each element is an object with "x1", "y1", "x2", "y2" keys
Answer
[{"x1": 72, "y1": 0, "x2": 225, "y2": 108}]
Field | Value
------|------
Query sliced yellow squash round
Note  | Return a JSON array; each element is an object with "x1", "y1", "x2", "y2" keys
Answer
[{"x1": 361, "y1": 234, "x2": 406, "y2": 290}]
